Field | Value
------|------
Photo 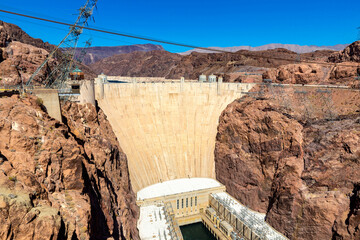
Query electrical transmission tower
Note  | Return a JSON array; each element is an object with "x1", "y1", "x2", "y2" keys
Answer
[
  {"x1": 75, "y1": 39, "x2": 92, "y2": 63},
  {"x1": 26, "y1": 0, "x2": 98, "y2": 88}
]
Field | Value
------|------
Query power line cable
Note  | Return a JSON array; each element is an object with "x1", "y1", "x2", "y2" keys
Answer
[
  {"x1": 0, "y1": 13, "x2": 69, "y2": 33},
  {"x1": 0, "y1": 8, "x2": 359, "y2": 68},
  {"x1": 0, "y1": 3, "x2": 81, "y2": 27},
  {"x1": 0, "y1": 8, "x2": 232, "y2": 54},
  {"x1": 0, "y1": 12, "x2": 191, "y2": 52}
]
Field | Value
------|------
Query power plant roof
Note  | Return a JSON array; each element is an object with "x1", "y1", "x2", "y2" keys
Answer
[
  {"x1": 138, "y1": 204, "x2": 171, "y2": 240},
  {"x1": 137, "y1": 178, "x2": 223, "y2": 201},
  {"x1": 212, "y1": 192, "x2": 288, "y2": 240}
]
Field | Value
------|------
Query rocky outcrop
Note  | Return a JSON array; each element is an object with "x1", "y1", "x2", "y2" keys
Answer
[
  {"x1": 215, "y1": 100, "x2": 304, "y2": 212},
  {"x1": 263, "y1": 64, "x2": 326, "y2": 84},
  {"x1": 0, "y1": 41, "x2": 55, "y2": 86},
  {"x1": 263, "y1": 62, "x2": 360, "y2": 87},
  {"x1": 262, "y1": 41, "x2": 360, "y2": 87},
  {"x1": 329, "y1": 41, "x2": 360, "y2": 63},
  {"x1": 0, "y1": 95, "x2": 139, "y2": 239},
  {"x1": 328, "y1": 63, "x2": 360, "y2": 88},
  {"x1": 0, "y1": 21, "x2": 96, "y2": 86},
  {"x1": 215, "y1": 97, "x2": 360, "y2": 239},
  {"x1": 0, "y1": 21, "x2": 53, "y2": 51}
]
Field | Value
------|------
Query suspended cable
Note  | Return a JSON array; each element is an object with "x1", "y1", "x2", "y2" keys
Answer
[
  {"x1": 0, "y1": 8, "x2": 359, "y2": 68},
  {"x1": 0, "y1": 9, "x2": 232, "y2": 54}
]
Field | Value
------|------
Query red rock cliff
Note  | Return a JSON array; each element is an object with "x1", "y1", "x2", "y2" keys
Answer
[
  {"x1": 215, "y1": 97, "x2": 360, "y2": 239},
  {"x1": 0, "y1": 95, "x2": 139, "y2": 240}
]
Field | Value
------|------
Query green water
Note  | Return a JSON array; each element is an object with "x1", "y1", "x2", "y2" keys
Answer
[{"x1": 180, "y1": 222, "x2": 217, "y2": 240}]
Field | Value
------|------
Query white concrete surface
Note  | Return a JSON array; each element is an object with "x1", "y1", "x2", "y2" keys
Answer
[
  {"x1": 80, "y1": 80, "x2": 95, "y2": 105},
  {"x1": 138, "y1": 204, "x2": 171, "y2": 240},
  {"x1": 213, "y1": 192, "x2": 288, "y2": 240},
  {"x1": 96, "y1": 82, "x2": 255, "y2": 192},
  {"x1": 32, "y1": 89, "x2": 62, "y2": 122},
  {"x1": 104, "y1": 76, "x2": 198, "y2": 83},
  {"x1": 137, "y1": 178, "x2": 222, "y2": 201}
]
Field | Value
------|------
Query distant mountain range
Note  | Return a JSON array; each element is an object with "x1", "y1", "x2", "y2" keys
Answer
[
  {"x1": 180, "y1": 43, "x2": 349, "y2": 55},
  {"x1": 75, "y1": 43, "x2": 348, "y2": 65},
  {"x1": 74, "y1": 44, "x2": 164, "y2": 65}
]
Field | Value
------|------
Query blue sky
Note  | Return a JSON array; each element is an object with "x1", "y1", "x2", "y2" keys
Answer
[{"x1": 0, "y1": 0, "x2": 359, "y2": 52}]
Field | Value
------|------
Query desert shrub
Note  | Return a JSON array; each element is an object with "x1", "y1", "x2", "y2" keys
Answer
[
  {"x1": 8, "y1": 176, "x2": 17, "y2": 182},
  {"x1": 36, "y1": 97, "x2": 43, "y2": 106}
]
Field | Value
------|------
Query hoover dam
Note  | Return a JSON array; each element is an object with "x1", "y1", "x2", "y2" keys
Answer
[
  {"x1": 91, "y1": 77, "x2": 287, "y2": 240},
  {"x1": 95, "y1": 80, "x2": 255, "y2": 192}
]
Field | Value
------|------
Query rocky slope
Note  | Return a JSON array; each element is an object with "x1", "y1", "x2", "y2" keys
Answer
[
  {"x1": 329, "y1": 41, "x2": 360, "y2": 63},
  {"x1": 90, "y1": 48, "x2": 333, "y2": 80},
  {"x1": 0, "y1": 21, "x2": 58, "y2": 86},
  {"x1": 77, "y1": 44, "x2": 164, "y2": 65},
  {"x1": 263, "y1": 63, "x2": 327, "y2": 84},
  {"x1": 262, "y1": 41, "x2": 360, "y2": 87},
  {"x1": 0, "y1": 41, "x2": 55, "y2": 86},
  {"x1": 215, "y1": 92, "x2": 360, "y2": 239},
  {"x1": 262, "y1": 42, "x2": 360, "y2": 87},
  {"x1": 89, "y1": 50, "x2": 182, "y2": 77},
  {"x1": 0, "y1": 20, "x2": 96, "y2": 86},
  {"x1": 0, "y1": 95, "x2": 139, "y2": 239},
  {"x1": 263, "y1": 62, "x2": 360, "y2": 87},
  {"x1": 0, "y1": 21, "x2": 54, "y2": 52}
]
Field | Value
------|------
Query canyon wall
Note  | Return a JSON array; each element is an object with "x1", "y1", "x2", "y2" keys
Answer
[
  {"x1": 96, "y1": 82, "x2": 255, "y2": 192},
  {"x1": 215, "y1": 95, "x2": 360, "y2": 239},
  {"x1": 0, "y1": 95, "x2": 139, "y2": 240}
]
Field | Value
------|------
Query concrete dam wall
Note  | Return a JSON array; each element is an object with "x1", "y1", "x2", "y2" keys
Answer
[{"x1": 96, "y1": 82, "x2": 255, "y2": 192}]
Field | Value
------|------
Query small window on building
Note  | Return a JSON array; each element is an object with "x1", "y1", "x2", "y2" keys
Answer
[
  {"x1": 195, "y1": 196, "x2": 197, "y2": 206},
  {"x1": 191, "y1": 197, "x2": 193, "y2": 207},
  {"x1": 71, "y1": 85, "x2": 80, "y2": 94},
  {"x1": 182, "y1": 199, "x2": 184, "y2": 208},
  {"x1": 177, "y1": 199, "x2": 179, "y2": 209},
  {"x1": 186, "y1": 198, "x2": 188, "y2": 208}
]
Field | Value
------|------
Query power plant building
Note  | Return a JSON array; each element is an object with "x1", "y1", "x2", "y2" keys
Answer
[{"x1": 136, "y1": 178, "x2": 287, "y2": 240}]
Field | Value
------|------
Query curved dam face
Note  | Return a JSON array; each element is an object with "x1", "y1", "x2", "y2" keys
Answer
[{"x1": 96, "y1": 82, "x2": 255, "y2": 192}]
